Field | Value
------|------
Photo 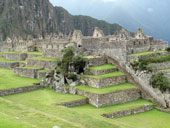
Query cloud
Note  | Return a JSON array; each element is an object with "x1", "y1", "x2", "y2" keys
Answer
[
  {"x1": 147, "y1": 8, "x2": 154, "y2": 12},
  {"x1": 102, "y1": 0, "x2": 118, "y2": 3}
]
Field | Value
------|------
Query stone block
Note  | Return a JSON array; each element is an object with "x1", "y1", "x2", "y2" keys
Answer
[{"x1": 84, "y1": 75, "x2": 126, "y2": 88}]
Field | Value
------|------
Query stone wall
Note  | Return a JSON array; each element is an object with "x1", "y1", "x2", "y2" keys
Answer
[
  {"x1": 43, "y1": 49, "x2": 62, "y2": 58},
  {"x1": 90, "y1": 68, "x2": 117, "y2": 75},
  {"x1": 76, "y1": 88, "x2": 141, "y2": 107},
  {"x1": 14, "y1": 68, "x2": 42, "y2": 78},
  {"x1": 5, "y1": 53, "x2": 27, "y2": 61},
  {"x1": 102, "y1": 105, "x2": 154, "y2": 118},
  {"x1": 86, "y1": 56, "x2": 107, "y2": 66},
  {"x1": 84, "y1": 75, "x2": 126, "y2": 88},
  {"x1": 27, "y1": 59, "x2": 57, "y2": 70},
  {"x1": 56, "y1": 98, "x2": 88, "y2": 107},
  {"x1": 0, "y1": 85, "x2": 42, "y2": 96},
  {"x1": 0, "y1": 62, "x2": 20, "y2": 69},
  {"x1": 152, "y1": 62, "x2": 170, "y2": 70}
]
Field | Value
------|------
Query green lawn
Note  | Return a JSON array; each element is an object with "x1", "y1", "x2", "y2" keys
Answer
[
  {"x1": 129, "y1": 50, "x2": 166, "y2": 56},
  {"x1": 75, "y1": 83, "x2": 138, "y2": 94},
  {"x1": 160, "y1": 68, "x2": 170, "y2": 72},
  {"x1": 0, "y1": 114, "x2": 35, "y2": 128},
  {"x1": 0, "y1": 51, "x2": 43, "y2": 55},
  {"x1": 83, "y1": 71, "x2": 125, "y2": 79},
  {"x1": 0, "y1": 68, "x2": 40, "y2": 90},
  {"x1": 89, "y1": 64, "x2": 117, "y2": 70},
  {"x1": 16, "y1": 66, "x2": 43, "y2": 70},
  {"x1": 2, "y1": 90, "x2": 170, "y2": 128},
  {"x1": 83, "y1": 56, "x2": 101, "y2": 59},
  {"x1": 0, "y1": 57, "x2": 26, "y2": 63},
  {"x1": 38, "y1": 70, "x2": 53, "y2": 73},
  {"x1": 31, "y1": 56, "x2": 58, "y2": 62}
]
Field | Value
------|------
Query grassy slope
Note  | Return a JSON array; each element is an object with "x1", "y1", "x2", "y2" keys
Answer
[
  {"x1": 0, "y1": 114, "x2": 35, "y2": 128},
  {"x1": 83, "y1": 72, "x2": 125, "y2": 79},
  {"x1": 129, "y1": 50, "x2": 166, "y2": 56},
  {"x1": 89, "y1": 64, "x2": 117, "y2": 70},
  {"x1": 2, "y1": 90, "x2": 170, "y2": 128},
  {"x1": 75, "y1": 83, "x2": 137, "y2": 94},
  {"x1": 0, "y1": 57, "x2": 25, "y2": 63},
  {"x1": 160, "y1": 68, "x2": 170, "y2": 72},
  {"x1": 0, "y1": 68, "x2": 40, "y2": 90}
]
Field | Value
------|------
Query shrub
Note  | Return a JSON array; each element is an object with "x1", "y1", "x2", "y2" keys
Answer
[
  {"x1": 150, "y1": 73, "x2": 170, "y2": 92},
  {"x1": 166, "y1": 47, "x2": 170, "y2": 52},
  {"x1": 73, "y1": 56, "x2": 86, "y2": 74},
  {"x1": 61, "y1": 46, "x2": 75, "y2": 74},
  {"x1": 68, "y1": 73, "x2": 77, "y2": 81}
]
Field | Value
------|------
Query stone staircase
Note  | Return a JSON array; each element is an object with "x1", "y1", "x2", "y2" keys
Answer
[{"x1": 68, "y1": 55, "x2": 154, "y2": 118}]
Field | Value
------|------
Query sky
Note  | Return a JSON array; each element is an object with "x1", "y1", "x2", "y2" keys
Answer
[{"x1": 49, "y1": 0, "x2": 170, "y2": 43}]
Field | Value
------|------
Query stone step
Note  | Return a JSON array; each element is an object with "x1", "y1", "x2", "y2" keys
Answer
[
  {"x1": 102, "y1": 103, "x2": 154, "y2": 118},
  {"x1": 83, "y1": 72, "x2": 126, "y2": 88},
  {"x1": 0, "y1": 57, "x2": 26, "y2": 69},
  {"x1": 71, "y1": 83, "x2": 141, "y2": 107},
  {"x1": 26, "y1": 56, "x2": 58, "y2": 70},
  {"x1": 84, "y1": 56, "x2": 107, "y2": 66},
  {"x1": 88, "y1": 64, "x2": 118, "y2": 75},
  {"x1": 14, "y1": 66, "x2": 43, "y2": 79},
  {"x1": 37, "y1": 70, "x2": 53, "y2": 79},
  {"x1": 56, "y1": 98, "x2": 89, "y2": 107}
]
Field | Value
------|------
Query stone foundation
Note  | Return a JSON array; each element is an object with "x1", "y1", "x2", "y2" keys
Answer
[
  {"x1": 152, "y1": 62, "x2": 170, "y2": 70},
  {"x1": 102, "y1": 105, "x2": 154, "y2": 118},
  {"x1": 86, "y1": 56, "x2": 107, "y2": 66},
  {"x1": 14, "y1": 67, "x2": 43, "y2": 78},
  {"x1": 27, "y1": 59, "x2": 57, "y2": 70},
  {"x1": 0, "y1": 61, "x2": 20, "y2": 69},
  {"x1": 5, "y1": 53, "x2": 27, "y2": 61},
  {"x1": 37, "y1": 71, "x2": 52, "y2": 79},
  {"x1": 76, "y1": 88, "x2": 141, "y2": 107},
  {"x1": 84, "y1": 75, "x2": 126, "y2": 88},
  {"x1": 56, "y1": 98, "x2": 88, "y2": 107},
  {"x1": 0, "y1": 84, "x2": 42, "y2": 96},
  {"x1": 90, "y1": 68, "x2": 117, "y2": 75}
]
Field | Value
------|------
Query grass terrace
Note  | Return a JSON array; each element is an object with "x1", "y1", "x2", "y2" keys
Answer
[
  {"x1": 89, "y1": 64, "x2": 117, "y2": 70},
  {"x1": 31, "y1": 56, "x2": 59, "y2": 62},
  {"x1": 83, "y1": 71, "x2": 125, "y2": 79},
  {"x1": 160, "y1": 68, "x2": 170, "y2": 72},
  {"x1": 16, "y1": 66, "x2": 43, "y2": 70},
  {"x1": 1, "y1": 90, "x2": 170, "y2": 128},
  {"x1": 0, "y1": 51, "x2": 43, "y2": 55},
  {"x1": 0, "y1": 68, "x2": 40, "y2": 90},
  {"x1": 83, "y1": 56, "x2": 101, "y2": 59},
  {"x1": 129, "y1": 50, "x2": 166, "y2": 56},
  {"x1": 0, "y1": 57, "x2": 26, "y2": 63},
  {"x1": 38, "y1": 70, "x2": 53, "y2": 73},
  {"x1": 75, "y1": 83, "x2": 137, "y2": 94}
]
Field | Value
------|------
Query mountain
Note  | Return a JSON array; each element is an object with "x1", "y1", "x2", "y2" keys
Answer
[
  {"x1": 52, "y1": 0, "x2": 170, "y2": 44},
  {"x1": 0, "y1": 0, "x2": 123, "y2": 40}
]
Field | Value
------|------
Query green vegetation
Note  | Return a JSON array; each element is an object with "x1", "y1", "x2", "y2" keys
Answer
[
  {"x1": 0, "y1": 68, "x2": 40, "y2": 90},
  {"x1": 83, "y1": 71, "x2": 125, "y2": 79},
  {"x1": 129, "y1": 50, "x2": 166, "y2": 56},
  {"x1": 0, "y1": 57, "x2": 25, "y2": 63},
  {"x1": 0, "y1": 51, "x2": 43, "y2": 55},
  {"x1": 160, "y1": 68, "x2": 170, "y2": 72},
  {"x1": 75, "y1": 83, "x2": 137, "y2": 94},
  {"x1": 0, "y1": 114, "x2": 35, "y2": 128},
  {"x1": 38, "y1": 70, "x2": 53, "y2": 73},
  {"x1": 31, "y1": 56, "x2": 58, "y2": 62},
  {"x1": 150, "y1": 73, "x2": 170, "y2": 92},
  {"x1": 89, "y1": 64, "x2": 117, "y2": 70},
  {"x1": 16, "y1": 66, "x2": 43, "y2": 70},
  {"x1": 165, "y1": 47, "x2": 170, "y2": 52},
  {"x1": 68, "y1": 73, "x2": 78, "y2": 81},
  {"x1": 73, "y1": 55, "x2": 86, "y2": 74},
  {"x1": 1, "y1": 88, "x2": 170, "y2": 128}
]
